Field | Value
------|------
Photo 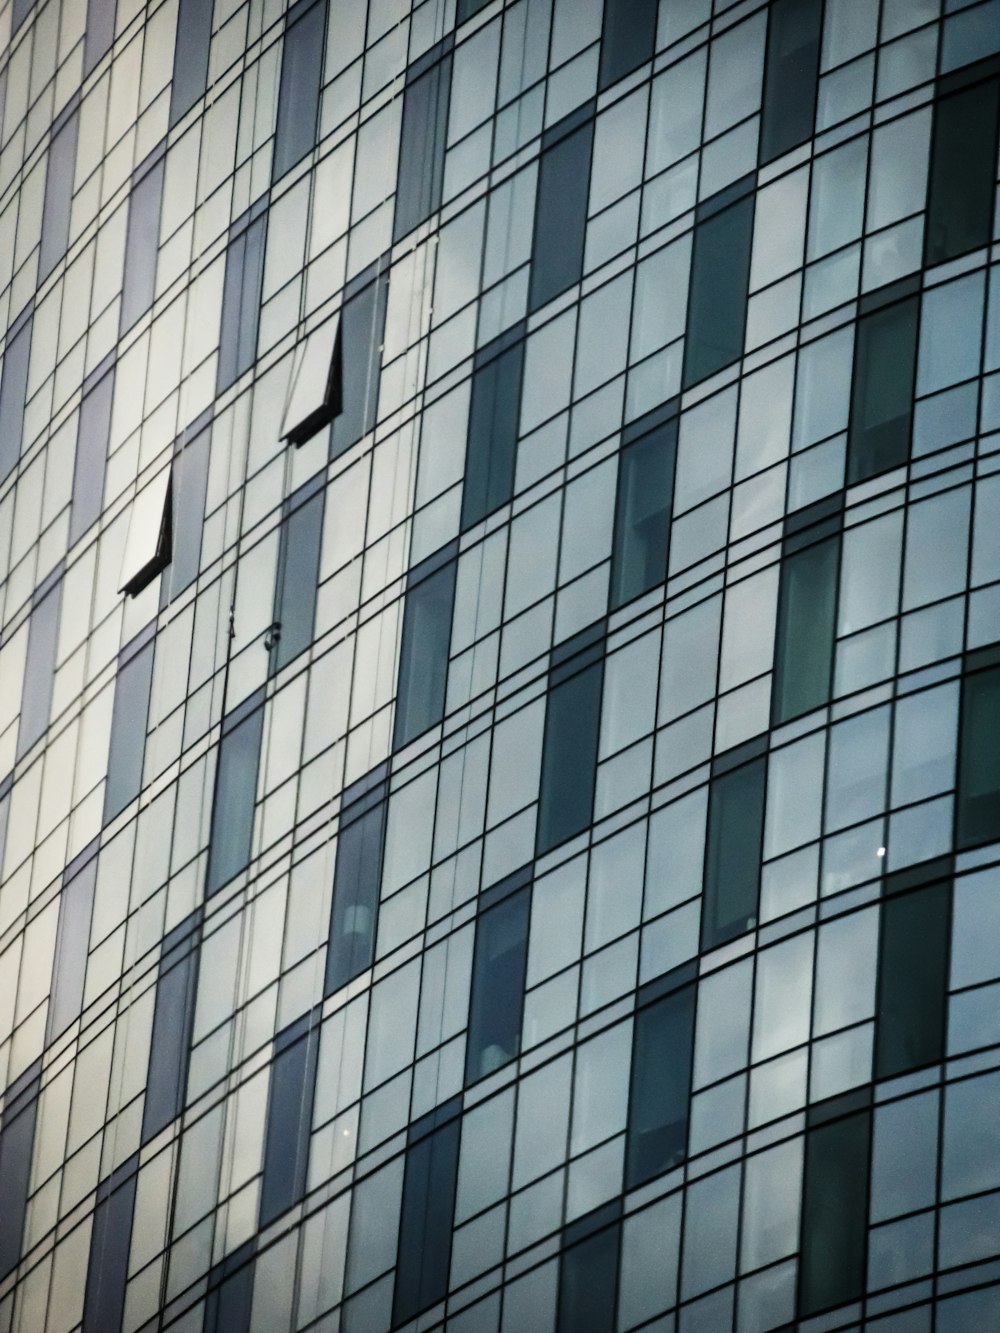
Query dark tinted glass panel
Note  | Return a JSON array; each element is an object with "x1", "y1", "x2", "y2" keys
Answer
[
  {"x1": 0, "y1": 309, "x2": 33, "y2": 484},
  {"x1": 393, "y1": 47, "x2": 453, "y2": 242},
  {"x1": 330, "y1": 269, "x2": 388, "y2": 459},
  {"x1": 70, "y1": 363, "x2": 114, "y2": 545},
  {"x1": 701, "y1": 754, "x2": 765, "y2": 950},
  {"x1": 599, "y1": 0, "x2": 658, "y2": 90},
  {"x1": 205, "y1": 1252, "x2": 254, "y2": 1333},
  {"x1": 162, "y1": 424, "x2": 210, "y2": 600},
  {"x1": 772, "y1": 534, "x2": 840, "y2": 723},
  {"x1": 957, "y1": 660, "x2": 1000, "y2": 848},
  {"x1": 393, "y1": 1116, "x2": 461, "y2": 1324},
  {"x1": 84, "y1": 0, "x2": 117, "y2": 75},
  {"x1": 82, "y1": 1168, "x2": 138, "y2": 1333},
  {"x1": 393, "y1": 552, "x2": 457, "y2": 749},
  {"x1": 529, "y1": 116, "x2": 594, "y2": 313},
  {"x1": 46, "y1": 855, "x2": 97, "y2": 1043},
  {"x1": 457, "y1": 0, "x2": 490, "y2": 19},
  {"x1": 876, "y1": 880, "x2": 950, "y2": 1079},
  {"x1": 610, "y1": 421, "x2": 676, "y2": 610},
  {"x1": 759, "y1": 0, "x2": 822, "y2": 164},
  {"x1": 120, "y1": 154, "x2": 165, "y2": 334},
  {"x1": 259, "y1": 1021, "x2": 318, "y2": 1226},
  {"x1": 273, "y1": 0, "x2": 325, "y2": 181},
  {"x1": 142, "y1": 918, "x2": 200, "y2": 1143},
  {"x1": 325, "y1": 772, "x2": 388, "y2": 995},
  {"x1": 217, "y1": 210, "x2": 267, "y2": 394},
  {"x1": 537, "y1": 640, "x2": 605, "y2": 855},
  {"x1": 800, "y1": 1109, "x2": 871, "y2": 1316},
  {"x1": 17, "y1": 578, "x2": 62, "y2": 761},
  {"x1": 272, "y1": 484, "x2": 324, "y2": 672},
  {"x1": 0, "y1": 1075, "x2": 40, "y2": 1280},
  {"x1": 170, "y1": 0, "x2": 214, "y2": 126},
  {"x1": 558, "y1": 1215, "x2": 622, "y2": 1333},
  {"x1": 465, "y1": 887, "x2": 530, "y2": 1084},
  {"x1": 39, "y1": 108, "x2": 80, "y2": 281},
  {"x1": 926, "y1": 73, "x2": 1000, "y2": 266},
  {"x1": 206, "y1": 695, "x2": 264, "y2": 894},
  {"x1": 461, "y1": 331, "x2": 525, "y2": 531},
  {"x1": 626, "y1": 984, "x2": 695, "y2": 1188},
  {"x1": 12, "y1": 0, "x2": 33, "y2": 34},
  {"x1": 848, "y1": 295, "x2": 918, "y2": 485},
  {"x1": 683, "y1": 192, "x2": 754, "y2": 388},
  {"x1": 104, "y1": 636, "x2": 155, "y2": 823}
]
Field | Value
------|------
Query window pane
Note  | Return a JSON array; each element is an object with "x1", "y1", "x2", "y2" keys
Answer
[
  {"x1": 163, "y1": 423, "x2": 210, "y2": 600},
  {"x1": 537, "y1": 634, "x2": 605, "y2": 854},
  {"x1": 529, "y1": 115, "x2": 594, "y2": 312},
  {"x1": 170, "y1": 0, "x2": 214, "y2": 125},
  {"x1": 272, "y1": 484, "x2": 324, "y2": 672},
  {"x1": 799, "y1": 1108, "x2": 871, "y2": 1316},
  {"x1": 702, "y1": 753, "x2": 766, "y2": 950},
  {"x1": 259, "y1": 1019, "x2": 318, "y2": 1226},
  {"x1": 330, "y1": 267, "x2": 388, "y2": 459},
  {"x1": 957, "y1": 657, "x2": 1000, "y2": 849},
  {"x1": 773, "y1": 529, "x2": 840, "y2": 723},
  {"x1": 759, "y1": 0, "x2": 822, "y2": 164},
  {"x1": 683, "y1": 191, "x2": 754, "y2": 389},
  {"x1": 0, "y1": 308, "x2": 33, "y2": 484},
  {"x1": 558, "y1": 1212, "x2": 622, "y2": 1333},
  {"x1": 82, "y1": 1168, "x2": 138, "y2": 1333},
  {"x1": 0, "y1": 1073, "x2": 41, "y2": 1280},
  {"x1": 610, "y1": 419, "x2": 677, "y2": 610},
  {"x1": 626, "y1": 984, "x2": 696, "y2": 1188},
  {"x1": 119, "y1": 466, "x2": 172, "y2": 597},
  {"x1": 206, "y1": 694, "x2": 264, "y2": 895},
  {"x1": 281, "y1": 317, "x2": 340, "y2": 446},
  {"x1": 84, "y1": 0, "x2": 116, "y2": 75},
  {"x1": 17, "y1": 577, "x2": 62, "y2": 760},
  {"x1": 325, "y1": 768, "x2": 389, "y2": 995},
  {"x1": 393, "y1": 550, "x2": 457, "y2": 749},
  {"x1": 120, "y1": 153, "x2": 165, "y2": 334},
  {"x1": 847, "y1": 294, "x2": 918, "y2": 484},
  {"x1": 70, "y1": 362, "x2": 114, "y2": 545},
  {"x1": 205, "y1": 1253, "x2": 254, "y2": 1333},
  {"x1": 465, "y1": 885, "x2": 530, "y2": 1084},
  {"x1": 876, "y1": 879, "x2": 950, "y2": 1079},
  {"x1": 393, "y1": 1113, "x2": 461, "y2": 1324},
  {"x1": 273, "y1": 0, "x2": 325, "y2": 181},
  {"x1": 217, "y1": 209, "x2": 267, "y2": 394},
  {"x1": 599, "y1": 0, "x2": 658, "y2": 90},
  {"x1": 47, "y1": 854, "x2": 98, "y2": 1043},
  {"x1": 104, "y1": 635, "x2": 155, "y2": 822},
  {"x1": 39, "y1": 108, "x2": 80, "y2": 281},
  {"x1": 142, "y1": 917, "x2": 200, "y2": 1143},
  {"x1": 461, "y1": 329, "x2": 525, "y2": 530},
  {"x1": 925, "y1": 70, "x2": 1000, "y2": 266},
  {"x1": 394, "y1": 45, "x2": 453, "y2": 242}
]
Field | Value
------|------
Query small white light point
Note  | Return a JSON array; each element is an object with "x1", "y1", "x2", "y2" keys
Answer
[{"x1": 877, "y1": 847, "x2": 886, "y2": 858}]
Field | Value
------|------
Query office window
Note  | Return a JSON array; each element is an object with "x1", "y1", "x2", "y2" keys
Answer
[
  {"x1": 759, "y1": 0, "x2": 822, "y2": 164},
  {"x1": 217, "y1": 206, "x2": 267, "y2": 393},
  {"x1": 701, "y1": 745, "x2": 766, "y2": 951},
  {"x1": 393, "y1": 1104, "x2": 461, "y2": 1325},
  {"x1": 46, "y1": 847, "x2": 98, "y2": 1043},
  {"x1": 0, "y1": 1066, "x2": 40, "y2": 1281},
  {"x1": 772, "y1": 498, "x2": 842, "y2": 724},
  {"x1": 70, "y1": 360, "x2": 114, "y2": 545},
  {"x1": 16, "y1": 574, "x2": 62, "y2": 761},
  {"x1": 104, "y1": 630, "x2": 155, "y2": 823},
  {"x1": 799, "y1": 1103, "x2": 871, "y2": 1316},
  {"x1": 925, "y1": 62, "x2": 1000, "y2": 266},
  {"x1": 461, "y1": 327, "x2": 525, "y2": 531},
  {"x1": 206, "y1": 690, "x2": 265, "y2": 895},
  {"x1": 12, "y1": 0, "x2": 33, "y2": 34},
  {"x1": 271, "y1": 478, "x2": 324, "y2": 673},
  {"x1": 273, "y1": 0, "x2": 325, "y2": 181},
  {"x1": 39, "y1": 105, "x2": 80, "y2": 281},
  {"x1": 957, "y1": 650, "x2": 1000, "y2": 849},
  {"x1": 599, "y1": 0, "x2": 658, "y2": 91},
  {"x1": 162, "y1": 420, "x2": 210, "y2": 601},
  {"x1": 120, "y1": 147, "x2": 165, "y2": 334},
  {"x1": 82, "y1": 1160, "x2": 138, "y2": 1333},
  {"x1": 170, "y1": 0, "x2": 214, "y2": 125},
  {"x1": 204, "y1": 1246, "x2": 255, "y2": 1333},
  {"x1": 325, "y1": 766, "x2": 389, "y2": 995},
  {"x1": 83, "y1": 0, "x2": 116, "y2": 75},
  {"x1": 0, "y1": 305, "x2": 33, "y2": 484},
  {"x1": 610, "y1": 416, "x2": 677, "y2": 610},
  {"x1": 537, "y1": 626, "x2": 605, "y2": 855},
  {"x1": 529, "y1": 111, "x2": 595, "y2": 313},
  {"x1": 876, "y1": 875, "x2": 950, "y2": 1080},
  {"x1": 259, "y1": 1017, "x2": 318, "y2": 1227},
  {"x1": 457, "y1": 0, "x2": 490, "y2": 20},
  {"x1": 393, "y1": 42, "x2": 453, "y2": 242},
  {"x1": 683, "y1": 185, "x2": 755, "y2": 389},
  {"x1": 848, "y1": 288, "x2": 919, "y2": 485},
  {"x1": 465, "y1": 878, "x2": 531, "y2": 1085},
  {"x1": 281, "y1": 317, "x2": 341, "y2": 446},
  {"x1": 142, "y1": 915, "x2": 200, "y2": 1143},
  {"x1": 558, "y1": 1205, "x2": 622, "y2": 1333},
  {"x1": 119, "y1": 466, "x2": 172, "y2": 597},
  {"x1": 393, "y1": 546, "x2": 457, "y2": 749},
  {"x1": 331, "y1": 266, "x2": 388, "y2": 459},
  {"x1": 626, "y1": 980, "x2": 696, "y2": 1189}
]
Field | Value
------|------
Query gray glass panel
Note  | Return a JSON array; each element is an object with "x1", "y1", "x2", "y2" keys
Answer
[
  {"x1": 103, "y1": 637, "x2": 155, "y2": 823},
  {"x1": 393, "y1": 552, "x2": 457, "y2": 749},
  {"x1": 683, "y1": 192, "x2": 754, "y2": 389},
  {"x1": 142, "y1": 920, "x2": 200, "y2": 1143},
  {"x1": 537, "y1": 639, "x2": 605, "y2": 855},
  {"x1": 273, "y1": 0, "x2": 325, "y2": 181},
  {"x1": 205, "y1": 1249, "x2": 255, "y2": 1333},
  {"x1": 12, "y1": 0, "x2": 33, "y2": 34},
  {"x1": 70, "y1": 364, "x2": 114, "y2": 545},
  {"x1": 465, "y1": 885, "x2": 530, "y2": 1084},
  {"x1": 39, "y1": 108, "x2": 80, "y2": 281},
  {"x1": 393, "y1": 1114, "x2": 461, "y2": 1324},
  {"x1": 46, "y1": 856, "x2": 98, "y2": 1043},
  {"x1": 626, "y1": 984, "x2": 695, "y2": 1188},
  {"x1": 773, "y1": 533, "x2": 840, "y2": 724},
  {"x1": 876, "y1": 880, "x2": 950, "y2": 1079},
  {"x1": 393, "y1": 47, "x2": 453, "y2": 242},
  {"x1": 0, "y1": 310, "x2": 33, "y2": 484},
  {"x1": 259, "y1": 1021, "x2": 318, "y2": 1226},
  {"x1": 461, "y1": 331, "x2": 525, "y2": 531},
  {"x1": 800, "y1": 1109, "x2": 871, "y2": 1316},
  {"x1": 529, "y1": 116, "x2": 594, "y2": 313},
  {"x1": 957, "y1": 659, "x2": 1000, "y2": 849},
  {"x1": 457, "y1": 0, "x2": 490, "y2": 20},
  {"x1": 926, "y1": 69, "x2": 1000, "y2": 266},
  {"x1": 610, "y1": 421, "x2": 677, "y2": 610},
  {"x1": 120, "y1": 154, "x2": 165, "y2": 334},
  {"x1": 272, "y1": 484, "x2": 324, "y2": 672},
  {"x1": 169, "y1": 0, "x2": 214, "y2": 126},
  {"x1": 701, "y1": 754, "x2": 765, "y2": 950},
  {"x1": 163, "y1": 424, "x2": 210, "y2": 600},
  {"x1": 0, "y1": 1075, "x2": 40, "y2": 1281},
  {"x1": 558, "y1": 1211, "x2": 622, "y2": 1333},
  {"x1": 759, "y1": 0, "x2": 822, "y2": 164},
  {"x1": 84, "y1": 0, "x2": 117, "y2": 76},
  {"x1": 206, "y1": 695, "x2": 265, "y2": 895},
  {"x1": 217, "y1": 211, "x2": 267, "y2": 394},
  {"x1": 325, "y1": 772, "x2": 388, "y2": 996},
  {"x1": 599, "y1": 0, "x2": 658, "y2": 90},
  {"x1": 16, "y1": 579, "x2": 62, "y2": 761},
  {"x1": 82, "y1": 1167, "x2": 138, "y2": 1333},
  {"x1": 330, "y1": 269, "x2": 388, "y2": 459},
  {"x1": 848, "y1": 294, "x2": 919, "y2": 485}
]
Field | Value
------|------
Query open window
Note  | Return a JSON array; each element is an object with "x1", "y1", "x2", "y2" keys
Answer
[
  {"x1": 119, "y1": 467, "x2": 172, "y2": 597},
  {"x1": 280, "y1": 317, "x2": 341, "y2": 446}
]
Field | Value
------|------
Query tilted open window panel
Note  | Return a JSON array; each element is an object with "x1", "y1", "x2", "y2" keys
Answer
[
  {"x1": 280, "y1": 315, "x2": 341, "y2": 446},
  {"x1": 118, "y1": 466, "x2": 172, "y2": 597}
]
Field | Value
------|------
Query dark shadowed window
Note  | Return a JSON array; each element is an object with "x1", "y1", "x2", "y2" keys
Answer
[
  {"x1": 217, "y1": 204, "x2": 267, "y2": 393},
  {"x1": 394, "y1": 41, "x2": 453, "y2": 242},
  {"x1": 599, "y1": 0, "x2": 658, "y2": 90},
  {"x1": 120, "y1": 146, "x2": 165, "y2": 334},
  {"x1": 925, "y1": 59, "x2": 1000, "y2": 266},
  {"x1": 529, "y1": 110, "x2": 594, "y2": 312},
  {"x1": 759, "y1": 0, "x2": 822, "y2": 164},
  {"x1": 626, "y1": 976, "x2": 696, "y2": 1188},
  {"x1": 537, "y1": 625, "x2": 605, "y2": 854},
  {"x1": 259, "y1": 1016, "x2": 318, "y2": 1226},
  {"x1": 701, "y1": 741, "x2": 766, "y2": 950},
  {"x1": 325, "y1": 765, "x2": 389, "y2": 995},
  {"x1": 461, "y1": 326, "x2": 525, "y2": 531},
  {"x1": 772, "y1": 496, "x2": 842, "y2": 724},
  {"x1": 558, "y1": 1204, "x2": 622, "y2": 1333},
  {"x1": 610, "y1": 412, "x2": 677, "y2": 610},
  {"x1": 956, "y1": 646, "x2": 1000, "y2": 849},
  {"x1": 104, "y1": 629, "x2": 155, "y2": 822},
  {"x1": 876, "y1": 869, "x2": 950, "y2": 1080},
  {"x1": 465, "y1": 874, "x2": 531, "y2": 1084},
  {"x1": 393, "y1": 545, "x2": 457, "y2": 749},
  {"x1": 393, "y1": 1102, "x2": 461, "y2": 1325},
  {"x1": 39, "y1": 103, "x2": 80, "y2": 281},
  {"x1": 206, "y1": 689, "x2": 265, "y2": 895},
  {"x1": 271, "y1": 476, "x2": 324, "y2": 673},
  {"x1": 273, "y1": 0, "x2": 326, "y2": 181},
  {"x1": 848, "y1": 284, "x2": 919, "y2": 485},
  {"x1": 799, "y1": 1099, "x2": 871, "y2": 1316},
  {"x1": 683, "y1": 182, "x2": 754, "y2": 388},
  {"x1": 170, "y1": 0, "x2": 214, "y2": 125},
  {"x1": 142, "y1": 913, "x2": 200, "y2": 1143}
]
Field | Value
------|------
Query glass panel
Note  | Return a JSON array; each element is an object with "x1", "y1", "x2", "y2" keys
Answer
[
  {"x1": 876, "y1": 879, "x2": 950, "y2": 1079},
  {"x1": 205, "y1": 1255, "x2": 254, "y2": 1333},
  {"x1": 957, "y1": 659, "x2": 1000, "y2": 848},
  {"x1": 760, "y1": 0, "x2": 823, "y2": 164},
  {"x1": 847, "y1": 294, "x2": 919, "y2": 484},
  {"x1": 17, "y1": 578, "x2": 62, "y2": 760},
  {"x1": 393, "y1": 552, "x2": 457, "y2": 749},
  {"x1": 461, "y1": 331, "x2": 525, "y2": 530},
  {"x1": 104, "y1": 636, "x2": 155, "y2": 822},
  {"x1": 273, "y1": 0, "x2": 325, "y2": 181},
  {"x1": 170, "y1": 0, "x2": 214, "y2": 125},
  {"x1": 457, "y1": 0, "x2": 491, "y2": 19},
  {"x1": 46, "y1": 855, "x2": 97, "y2": 1043},
  {"x1": 259, "y1": 1020, "x2": 319, "y2": 1226},
  {"x1": 82, "y1": 1171, "x2": 138, "y2": 1333},
  {"x1": 119, "y1": 466, "x2": 172, "y2": 596},
  {"x1": 393, "y1": 46, "x2": 453, "y2": 242},
  {"x1": 272, "y1": 485, "x2": 324, "y2": 672},
  {"x1": 610, "y1": 420, "x2": 677, "y2": 610},
  {"x1": 626, "y1": 984, "x2": 695, "y2": 1188},
  {"x1": 330, "y1": 267, "x2": 388, "y2": 459},
  {"x1": 142, "y1": 919, "x2": 200, "y2": 1143},
  {"x1": 702, "y1": 754, "x2": 766, "y2": 950},
  {"x1": 393, "y1": 1114, "x2": 461, "y2": 1324},
  {"x1": 83, "y1": 0, "x2": 116, "y2": 76},
  {"x1": 281, "y1": 317, "x2": 340, "y2": 445},
  {"x1": 39, "y1": 108, "x2": 80, "y2": 281},
  {"x1": 70, "y1": 363, "x2": 114, "y2": 545},
  {"x1": 217, "y1": 210, "x2": 267, "y2": 394},
  {"x1": 120, "y1": 154, "x2": 165, "y2": 334},
  {"x1": 599, "y1": 0, "x2": 658, "y2": 90},
  {"x1": 163, "y1": 424, "x2": 210, "y2": 600},
  {"x1": 206, "y1": 695, "x2": 264, "y2": 895},
  {"x1": 683, "y1": 192, "x2": 755, "y2": 389},
  {"x1": 325, "y1": 770, "x2": 388, "y2": 995},
  {"x1": 799, "y1": 1108, "x2": 871, "y2": 1316},
  {"x1": 0, "y1": 1075, "x2": 40, "y2": 1280},
  {"x1": 772, "y1": 532, "x2": 840, "y2": 723},
  {"x1": 529, "y1": 115, "x2": 594, "y2": 312},
  {"x1": 0, "y1": 310, "x2": 33, "y2": 484},
  {"x1": 558, "y1": 1215, "x2": 622, "y2": 1333},
  {"x1": 465, "y1": 886, "x2": 530, "y2": 1084},
  {"x1": 537, "y1": 641, "x2": 605, "y2": 854},
  {"x1": 925, "y1": 71, "x2": 1000, "y2": 266}
]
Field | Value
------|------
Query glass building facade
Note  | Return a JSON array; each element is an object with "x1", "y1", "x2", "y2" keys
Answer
[{"x1": 1, "y1": 0, "x2": 999, "y2": 1330}]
